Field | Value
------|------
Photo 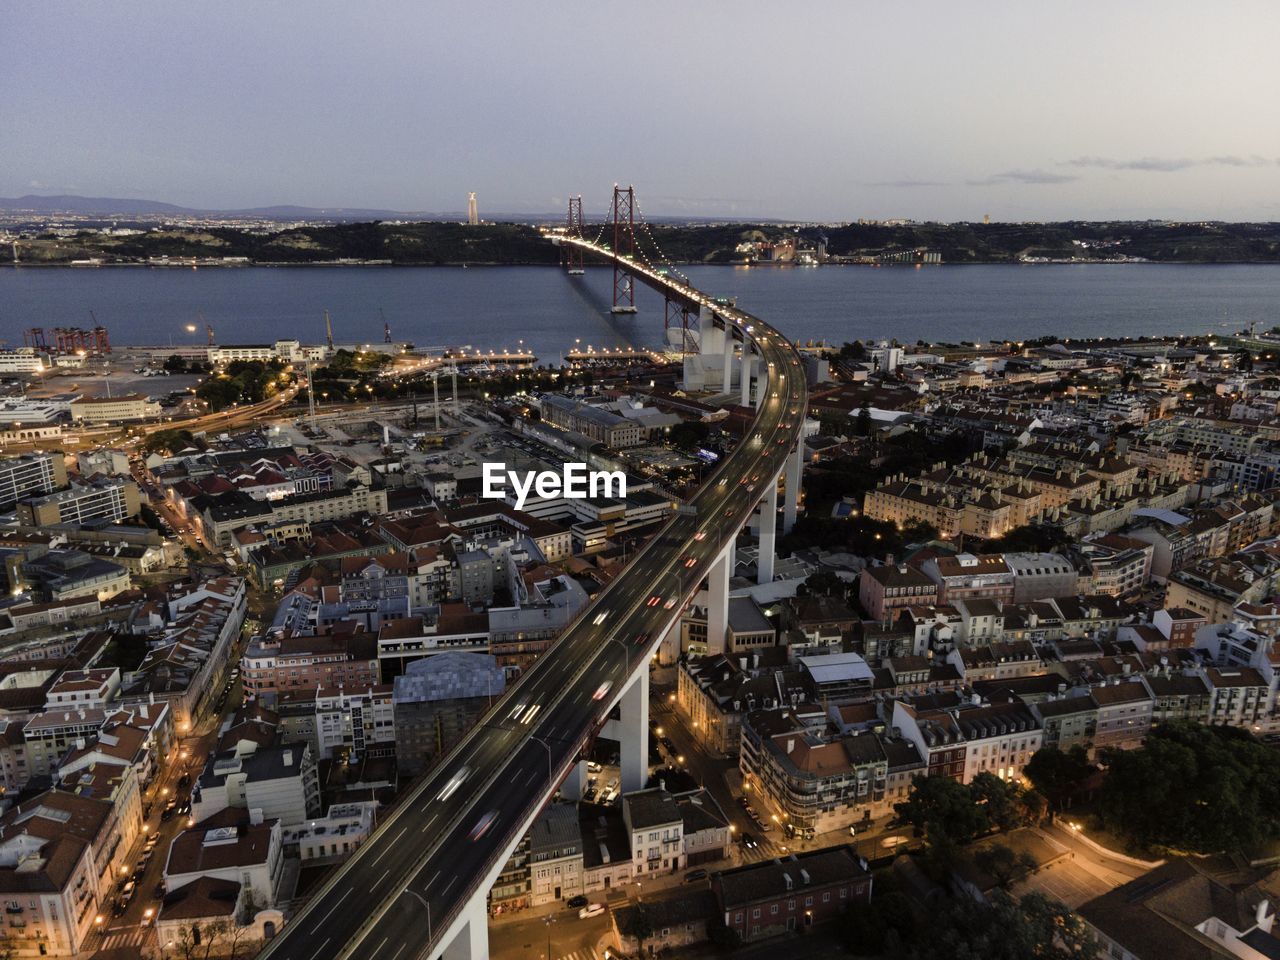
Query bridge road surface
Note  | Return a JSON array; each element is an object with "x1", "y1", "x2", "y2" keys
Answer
[{"x1": 257, "y1": 241, "x2": 807, "y2": 960}]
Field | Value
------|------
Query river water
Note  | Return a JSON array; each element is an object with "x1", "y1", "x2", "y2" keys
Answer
[{"x1": 0, "y1": 263, "x2": 1276, "y2": 359}]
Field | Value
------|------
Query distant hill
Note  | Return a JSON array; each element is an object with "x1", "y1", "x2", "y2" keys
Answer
[
  {"x1": 0, "y1": 193, "x2": 463, "y2": 220},
  {"x1": 0, "y1": 193, "x2": 759, "y2": 224},
  {"x1": 0, "y1": 194, "x2": 192, "y2": 215}
]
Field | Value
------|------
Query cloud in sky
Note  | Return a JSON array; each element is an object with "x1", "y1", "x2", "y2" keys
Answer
[
  {"x1": 867, "y1": 179, "x2": 951, "y2": 188},
  {"x1": 967, "y1": 169, "x2": 1079, "y2": 186},
  {"x1": 5, "y1": 3, "x2": 1279, "y2": 220},
  {"x1": 1066, "y1": 155, "x2": 1278, "y2": 172}
]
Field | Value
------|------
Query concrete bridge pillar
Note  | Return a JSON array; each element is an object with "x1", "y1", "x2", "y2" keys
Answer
[
  {"x1": 617, "y1": 668, "x2": 650, "y2": 794},
  {"x1": 706, "y1": 540, "x2": 732, "y2": 657},
  {"x1": 723, "y1": 333, "x2": 736, "y2": 393},
  {"x1": 558, "y1": 759, "x2": 588, "y2": 802},
  {"x1": 440, "y1": 894, "x2": 489, "y2": 960},
  {"x1": 784, "y1": 438, "x2": 803, "y2": 534},
  {"x1": 740, "y1": 352, "x2": 754, "y2": 407},
  {"x1": 698, "y1": 306, "x2": 721, "y2": 356},
  {"x1": 758, "y1": 478, "x2": 778, "y2": 584},
  {"x1": 658, "y1": 616, "x2": 682, "y2": 665}
]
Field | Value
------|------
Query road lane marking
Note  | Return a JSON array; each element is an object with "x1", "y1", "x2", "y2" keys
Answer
[
  {"x1": 426, "y1": 870, "x2": 441, "y2": 890},
  {"x1": 311, "y1": 889, "x2": 351, "y2": 931},
  {"x1": 307, "y1": 938, "x2": 330, "y2": 960},
  {"x1": 389, "y1": 944, "x2": 408, "y2": 960},
  {"x1": 420, "y1": 814, "x2": 439, "y2": 834},
  {"x1": 370, "y1": 827, "x2": 406, "y2": 866},
  {"x1": 377, "y1": 868, "x2": 390, "y2": 886},
  {"x1": 442, "y1": 876, "x2": 457, "y2": 896}
]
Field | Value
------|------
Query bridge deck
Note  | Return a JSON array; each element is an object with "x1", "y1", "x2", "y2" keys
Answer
[{"x1": 258, "y1": 238, "x2": 807, "y2": 960}]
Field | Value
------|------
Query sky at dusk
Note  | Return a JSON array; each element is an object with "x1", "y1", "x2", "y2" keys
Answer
[{"x1": 4, "y1": 0, "x2": 1279, "y2": 221}]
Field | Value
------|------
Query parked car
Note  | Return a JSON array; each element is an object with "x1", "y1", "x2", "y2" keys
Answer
[
  {"x1": 684, "y1": 869, "x2": 708, "y2": 883},
  {"x1": 567, "y1": 895, "x2": 589, "y2": 909}
]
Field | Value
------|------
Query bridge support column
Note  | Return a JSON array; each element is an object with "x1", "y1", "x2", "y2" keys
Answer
[
  {"x1": 706, "y1": 541, "x2": 732, "y2": 657},
  {"x1": 698, "y1": 307, "x2": 720, "y2": 356},
  {"x1": 618, "y1": 667, "x2": 650, "y2": 794},
  {"x1": 658, "y1": 616, "x2": 682, "y2": 665},
  {"x1": 558, "y1": 759, "x2": 588, "y2": 802},
  {"x1": 757, "y1": 479, "x2": 778, "y2": 584},
  {"x1": 740, "y1": 353, "x2": 754, "y2": 407},
  {"x1": 723, "y1": 334, "x2": 735, "y2": 392},
  {"x1": 440, "y1": 892, "x2": 489, "y2": 960},
  {"x1": 784, "y1": 438, "x2": 803, "y2": 534}
]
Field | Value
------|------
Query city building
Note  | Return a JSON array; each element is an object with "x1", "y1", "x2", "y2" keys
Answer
[
  {"x1": 68, "y1": 394, "x2": 161, "y2": 424},
  {"x1": 0, "y1": 453, "x2": 67, "y2": 510},
  {"x1": 858, "y1": 563, "x2": 938, "y2": 623},
  {"x1": 712, "y1": 847, "x2": 872, "y2": 943},
  {"x1": 16, "y1": 476, "x2": 141, "y2": 526},
  {"x1": 392, "y1": 652, "x2": 505, "y2": 775}
]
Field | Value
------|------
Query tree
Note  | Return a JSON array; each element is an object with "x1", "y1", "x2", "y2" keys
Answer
[
  {"x1": 896, "y1": 775, "x2": 989, "y2": 849},
  {"x1": 620, "y1": 904, "x2": 655, "y2": 954},
  {"x1": 1099, "y1": 721, "x2": 1280, "y2": 854},
  {"x1": 982, "y1": 524, "x2": 1072, "y2": 553},
  {"x1": 839, "y1": 341, "x2": 867, "y2": 361},
  {"x1": 969, "y1": 772, "x2": 1023, "y2": 833},
  {"x1": 142, "y1": 428, "x2": 196, "y2": 454},
  {"x1": 706, "y1": 917, "x2": 741, "y2": 949},
  {"x1": 910, "y1": 891, "x2": 1097, "y2": 960},
  {"x1": 973, "y1": 843, "x2": 1038, "y2": 889},
  {"x1": 164, "y1": 353, "x2": 188, "y2": 373},
  {"x1": 196, "y1": 375, "x2": 242, "y2": 411},
  {"x1": 841, "y1": 891, "x2": 915, "y2": 956},
  {"x1": 856, "y1": 402, "x2": 872, "y2": 437},
  {"x1": 801, "y1": 569, "x2": 845, "y2": 598},
  {"x1": 667, "y1": 420, "x2": 711, "y2": 451},
  {"x1": 1024, "y1": 746, "x2": 1093, "y2": 812},
  {"x1": 1019, "y1": 788, "x2": 1049, "y2": 827}
]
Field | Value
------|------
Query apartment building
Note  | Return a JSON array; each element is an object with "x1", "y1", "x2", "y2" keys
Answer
[
  {"x1": 713, "y1": 847, "x2": 872, "y2": 944},
  {"x1": 953, "y1": 702, "x2": 1042, "y2": 782},
  {"x1": 858, "y1": 563, "x2": 938, "y2": 622},
  {"x1": 17, "y1": 477, "x2": 141, "y2": 526},
  {"x1": 69, "y1": 394, "x2": 160, "y2": 424},
  {"x1": 241, "y1": 629, "x2": 380, "y2": 698},
  {"x1": 740, "y1": 710, "x2": 888, "y2": 836},
  {"x1": 538, "y1": 394, "x2": 643, "y2": 448},
  {"x1": 622, "y1": 789, "x2": 685, "y2": 877},
  {"x1": 276, "y1": 684, "x2": 396, "y2": 761},
  {"x1": 921, "y1": 553, "x2": 1016, "y2": 605},
  {"x1": 0, "y1": 453, "x2": 67, "y2": 510}
]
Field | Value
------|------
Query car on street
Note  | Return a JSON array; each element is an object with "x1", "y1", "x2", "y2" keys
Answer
[
  {"x1": 468, "y1": 810, "x2": 499, "y2": 841},
  {"x1": 684, "y1": 869, "x2": 708, "y2": 883},
  {"x1": 578, "y1": 903, "x2": 605, "y2": 919}
]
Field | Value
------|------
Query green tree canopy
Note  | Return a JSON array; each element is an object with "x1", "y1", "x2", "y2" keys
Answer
[
  {"x1": 895, "y1": 774, "x2": 990, "y2": 848},
  {"x1": 910, "y1": 891, "x2": 1096, "y2": 960},
  {"x1": 1024, "y1": 745, "x2": 1094, "y2": 811},
  {"x1": 973, "y1": 843, "x2": 1038, "y2": 890},
  {"x1": 1099, "y1": 721, "x2": 1280, "y2": 854}
]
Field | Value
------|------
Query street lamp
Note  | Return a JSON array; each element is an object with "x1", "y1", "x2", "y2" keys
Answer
[
  {"x1": 605, "y1": 635, "x2": 630, "y2": 672},
  {"x1": 527, "y1": 733, "x2": 556, "y2": 786}
]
